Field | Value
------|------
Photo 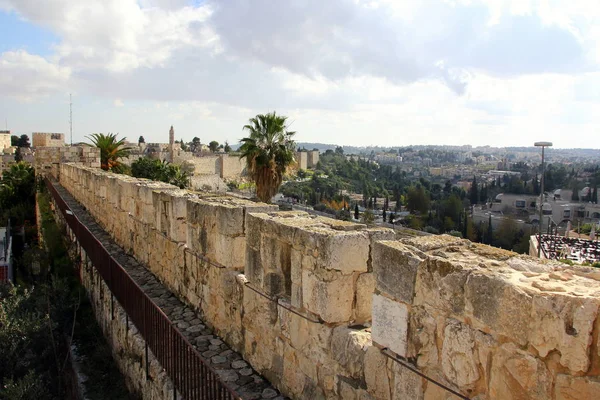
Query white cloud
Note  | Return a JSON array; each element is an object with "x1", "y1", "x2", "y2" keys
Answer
[
  {"x1": 1, "y1": 0, "x2": 600, "y2": 147},
  {"x1": 0, "y1": 50, "x2": 71, "y2": 101}
]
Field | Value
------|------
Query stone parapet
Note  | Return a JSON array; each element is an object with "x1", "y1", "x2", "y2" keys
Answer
[
  {"x1": 372, "y1": 235, "x2": 600, "y2": 399},
  {"x1": 58, "y1": 162, "x2": 600, "y2": 400}
]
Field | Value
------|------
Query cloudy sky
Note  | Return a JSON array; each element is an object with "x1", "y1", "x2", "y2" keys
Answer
[{"x1": 1, "y1": 0, "x2": 599, "y2": 148}]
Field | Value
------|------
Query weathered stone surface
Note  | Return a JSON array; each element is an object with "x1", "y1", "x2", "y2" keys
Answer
[
  {"x1": 489, "y1": 343, "x2": 552, "y2": 400},
  {"x1": 464, "y1": 272, "x2": 532, "y2": 346},
  {"x1": 331, "y1": 327, "x2": 371, "y2": 379},
  {"x1": 441, "y1": 320, "x2": 480, "y2": 388},
  {"x1": 302, "y1": 269, "x2": 354, "y2": 323},
  {"x1": 355, "y1": 273, "x2": 375, "y2": 323},
  {"x1": 373, "y1": 241, "x2": 425, "y2": 304},
  {"x1": 323, "y1": 231, "x2": 370, "y2": 273},
  {"x1": 529, "y1": 294, "x2": 599, "y2": 373},
  {"x1": 372, "y1": 294, "x2": 408, "y2": 357},
  {"x1": 414, "y1": 257, "x2": 470, "y2": 315},
  {"x1": 391, "y1": 360, "x2": 423, "y2": 400},
  {"x1": 363, "y1": 346, "x2": 390, "y2": 400},
  {"x1": 555, "y1": 374, "x2": 600, "y2": 400}
]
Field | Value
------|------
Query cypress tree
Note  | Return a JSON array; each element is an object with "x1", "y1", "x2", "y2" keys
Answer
[
  {"x1": 593, "y1": 185, "x2": 598, "y2": 204},
  {"x1": 487, "y1": 215, "x2": 493, "y2": 245},
  {"x1": 354, "y1": 203, "x2": 359, "y2": 220},
  {"x1": 470, "y1": 176, "x2": 478, "y2": 205}
]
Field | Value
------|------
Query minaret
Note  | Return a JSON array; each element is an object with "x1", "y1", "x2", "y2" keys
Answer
[{"x1": 169, "y1": 125, "x2": 174, "y2": 163}]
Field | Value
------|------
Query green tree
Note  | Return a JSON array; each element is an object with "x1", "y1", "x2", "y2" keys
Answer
[
  {"x1": 191, "y1": 137, "x2": 201, "y2": 152},
  {"x1": 469, "y1": 176, "x2": 478, "y2": 205},
  {"x1": 361, "y1": 210, "x2": 375, "y2": 224},
  {"x1": 131, "y1": 158, "x2": 190, "y2": 189},
  {"x1": 16, "y1": 134, "x2": 30, "y2": 148},
  {"x1": 138, "y1": 135, "x2": 145, "y2": 144},
  {"x1": 224, "y1": 141, "x2": 232, "y2": 153},
  {"x1": 11, "y1": 135, "x2": 19, "y2": 146},
  {"x1": 406, "y1": 185, "x2": 430, "y2": 215},
  {"x1": 179, "y1": 138, "x2": 188, "y2": 151},
  {"x1": 86, "y1": 133, "x2": 131, "y2": 172},
  {"x1": 494, "y1": 217, "x2": 520, "y2": 250},
  {"x1": 209, "y1": 141, "x2": 219, "y2": 153},
  {"x1": 239, "y1": 112, "x2": 296, "y2": 203},
  {"x1": 354, "y1": 203, "x2": 359, "y2": 220},
  {"x1": 0, "y1": 162, "x2": 36, "y2": 225}
]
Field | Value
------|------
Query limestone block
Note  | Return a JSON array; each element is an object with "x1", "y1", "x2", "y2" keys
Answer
[
  {"x1": 363, "y1": 346, "x2": 391, "y2": 400},
  {"x1": 331, "y1": 327, "x2": 371, "y2": 379},
  {"x1": 373, "y1": 241, "x2": 425, "y2": 304},
  {"x1": 215, "y1": 204, "x2": 245, "y2": 237},
  {"x1": 489, "y1": 343, "x2": 552, "y2": 400},
  {"x1": 529, "y1": 293, "x2": 599, "y2": 373},
  {"x1": 554, "y1": 375, "x2": 600, "y2": 400},
  {"x1": 464, "y1": 272, "x2": 532, "y2": 346},
  {"x1": 407, "y1": 307, "x2": 438, "y2": 368},
  {"x1": 288, "y1": 310, "x2": 331, "y2": 364},
  {"x1": 391, "y1": 360, "x2": 424, "y2": 400},
  {"x1": 414, "y1": 257, "x2": 470, "y2": 315},
  {"x1": 355, "y1": 273, "x2": 375, "y2": 324},
  {"x1": 244, "y1": 212, "x2": 264, "y2": 250},
  {"x1": 441, "y1": 320, "x2": 480, "y2": 388},
  {"x1": 302, "y1": 269, "x2": 354, "y2": 323},
  {"x1": 245, "y1": 247, "x2": 263, "y2": 286},
  {"x1": 321, "y1": 231, "x2": 370, "y2": 273},
  {"x1": 371, "y1": 294, "x2": 409, "y2": 357},
  {"x1": 214, "y1": 234, "x2": 245, "y2": 270}
]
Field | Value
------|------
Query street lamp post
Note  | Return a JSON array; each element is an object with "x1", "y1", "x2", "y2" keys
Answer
[{"x1": 535, "y1": 141, "x2": 552, "y2": 257}]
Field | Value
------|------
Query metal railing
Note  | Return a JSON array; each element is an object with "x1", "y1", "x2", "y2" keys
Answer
[{"x1": 45, "y1": 178, "x2": 239, "y2": 400}]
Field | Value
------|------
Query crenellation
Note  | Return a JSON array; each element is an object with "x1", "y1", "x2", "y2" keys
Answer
[{"x1": 52, "y1": 162, "x2": 600, "y2": 400}]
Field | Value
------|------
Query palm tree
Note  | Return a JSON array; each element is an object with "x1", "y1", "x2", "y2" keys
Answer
[
  {"x1": 239, "y1": 112, "x2": 296, "y2": 203},
  {"x1": 86, "y1": 133, "x2": 131, "y2": 171}
]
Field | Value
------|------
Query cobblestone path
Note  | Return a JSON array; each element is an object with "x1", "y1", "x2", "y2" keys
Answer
[{"x1": 54, "y1": 183, "x2": 287, "y2": 400}]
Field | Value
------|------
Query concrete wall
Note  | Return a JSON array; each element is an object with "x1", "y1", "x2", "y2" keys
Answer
[
  {"x1": 32, "y1": 132, "x2": 65, "y2": 147},
  {"x1": 59, "y1": 162, "x2": 600, "y2": 400}
]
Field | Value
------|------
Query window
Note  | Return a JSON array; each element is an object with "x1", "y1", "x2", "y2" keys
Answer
[
  {"x1": 515, "y1": 200, "x2": 526, "y2": 208},
  {"x1": 563, "y1": 210, "x2": 571, "y2": 218}
]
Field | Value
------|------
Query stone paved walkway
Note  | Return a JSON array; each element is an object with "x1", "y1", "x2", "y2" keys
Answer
[{"x1": 54, "y1": 183, "x2": 287, "y2": 400}]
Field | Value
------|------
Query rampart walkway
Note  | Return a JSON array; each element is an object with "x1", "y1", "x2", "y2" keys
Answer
[{"x1": 49, "y1": 180, "x2": 286, "y2": 400}]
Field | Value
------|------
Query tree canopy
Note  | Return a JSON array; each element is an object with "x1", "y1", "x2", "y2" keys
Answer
[
  {"x1": 86, "y1": 133, "x2": 131, "y2": 172},
  {"x1": 239, "y1": 112, "x2": 296, "y2": 203}
]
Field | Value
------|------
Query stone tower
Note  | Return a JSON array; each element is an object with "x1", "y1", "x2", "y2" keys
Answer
[{"x1": 168, "y1": 125, "x2": 174, "y2": 163}]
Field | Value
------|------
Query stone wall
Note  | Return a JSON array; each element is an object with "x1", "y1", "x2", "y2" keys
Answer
[
  {"x1": 69, "y1": 230, "x2": 174, "y2": 399},
  {"x1": 59, "y1": 162, "x2": 600, "y2": 400},
  {"x1": 221, "y1": 154, "x2": 246, "y2": 179},
  {"x1": 0, "y1": 132, "x2": 10, "y2": 149},
  {"x1": 372, "y1": 236, "x2": 600, "y2": 399},
  {"x1": 307, "y1": 151, "x2": 319, "y2": 169},
  {"x1": 32, "y1": 132, "x2": 65, "y2": 147},
  {"x1": 295, "y1": 152, "x2": 308, "y2": 170},
  {"x1": 35, "y1": 146, "x2": 100, "y2": 177}
]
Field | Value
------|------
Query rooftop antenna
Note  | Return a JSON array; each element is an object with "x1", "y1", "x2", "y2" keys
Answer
[{"x1": 69, "y1": 93, "x2": 73, "y2": 145}]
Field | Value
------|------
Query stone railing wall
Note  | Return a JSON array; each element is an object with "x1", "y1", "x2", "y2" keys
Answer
[
  {"x1": 59, "y1": 162, "x2": 600, "y2": 400},
  {"x1": 35, "y1": 146, "x2": 100, "y2": 177}
]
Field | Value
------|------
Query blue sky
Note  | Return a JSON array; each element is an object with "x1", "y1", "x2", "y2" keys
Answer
[
  {"x1": 1, "y1": 0, "x2": 600, "y2": 148},
  {"x1": 0, "y1": 11, "x2": 58, "y2": 55}
]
